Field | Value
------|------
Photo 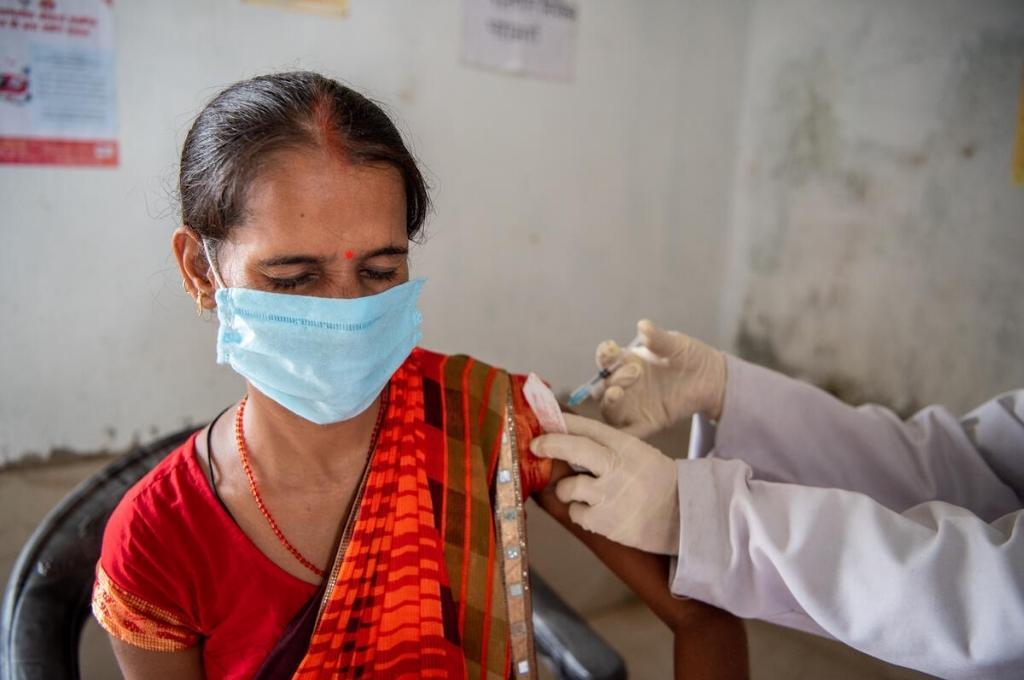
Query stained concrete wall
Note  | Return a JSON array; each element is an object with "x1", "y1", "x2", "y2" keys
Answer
[
  {"x1": 3, "y1": 0, "x2": 1019, "y2": 472},
  {"x1": 721, "y1": 0, "x2": 1024, "y2": 415},
  {"x1": 0, "y1": 0, "x2": 749, "y2": 466}
]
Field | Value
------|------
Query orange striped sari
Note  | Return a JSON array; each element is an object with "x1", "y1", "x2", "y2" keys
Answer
[{"x1": 258, "y1": 348, "x2": 550, "y2": 679}]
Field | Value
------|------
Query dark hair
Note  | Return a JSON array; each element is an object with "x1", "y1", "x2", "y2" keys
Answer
[{"x1": 179, "y1": 71, "x2": 429, "y2": 244}]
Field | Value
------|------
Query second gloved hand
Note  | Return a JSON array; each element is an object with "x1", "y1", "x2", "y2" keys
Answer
[
  {"x1": 530, "y1": 413, "x2": 680, "y2": 555},
  {"x1": 597, "y1": 319, "x2": 727, "y2": 438}
]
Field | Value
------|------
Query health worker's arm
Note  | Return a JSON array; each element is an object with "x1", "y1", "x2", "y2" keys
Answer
[
  {"x1": 672, "y1": 456, "x2": 1024, "y2": 680},
  {"x1": 710, "y1": 357, "x2": 1022, "y2": 519}
]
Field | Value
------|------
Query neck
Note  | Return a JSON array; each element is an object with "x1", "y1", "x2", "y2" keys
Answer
[{"x1": 239, "y1": 386, "x2": 383, "y2": 485}]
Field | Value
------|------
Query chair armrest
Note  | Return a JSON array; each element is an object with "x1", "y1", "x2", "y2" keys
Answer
[{"x1": 530, "y1": 570, "x2": 627, "y2": 680}]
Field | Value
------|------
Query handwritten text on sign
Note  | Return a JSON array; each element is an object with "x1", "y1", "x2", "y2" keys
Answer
[{"x1": 462, "y1": 0, "x2": 577, "y2": 81}]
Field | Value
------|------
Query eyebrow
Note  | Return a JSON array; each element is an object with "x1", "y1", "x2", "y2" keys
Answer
[
  {"x1": 363, "y1": 246, "x2": 409, "y2": 258},
  {"x1": 257, "y1": 246, "x2": 408, "y2": 268},
  {"x1": 258, "y1": 255, "x2": 324, "y2": 267}
]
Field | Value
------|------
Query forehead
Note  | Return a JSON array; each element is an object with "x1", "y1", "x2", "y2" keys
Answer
[{"x1": 234, "y1": 148, "x2": 407, "y2": 251}]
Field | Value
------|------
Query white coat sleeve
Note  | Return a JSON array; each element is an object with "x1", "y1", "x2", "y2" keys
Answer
[
  {"x1": 670, "y1": 457, "x2": 1024, "y2": 680},
  {"x1": 711, "y1": 355, "x2": 1022, "y2": 520}
]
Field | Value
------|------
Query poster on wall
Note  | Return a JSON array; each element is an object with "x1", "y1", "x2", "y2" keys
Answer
[
  {"x1": 242, "y1": 0, "x2": 348, "y2": 18},
  {"x1": 462, "y1": 0, "x2": 577, "y2": 81},
  {"x1": 0, "y1": 0, "x2": 118, "y2": 167}
]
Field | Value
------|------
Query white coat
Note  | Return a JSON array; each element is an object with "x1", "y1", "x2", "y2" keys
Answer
[{"x1": 670, "y1": 355, "x2": 1024, "y2": 679}]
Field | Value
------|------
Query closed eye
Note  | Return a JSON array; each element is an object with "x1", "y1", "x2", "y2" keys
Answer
[
  {"x1": 267, "y1": 273, "x2": 318, "y2": 290},
  {"x1": 361, "y1": 269, "x2": 398, "y2": 281}
]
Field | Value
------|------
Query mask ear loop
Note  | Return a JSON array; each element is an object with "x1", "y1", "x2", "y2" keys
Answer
[{"x1": 202, "y1": 239, "x2": 227, "y2": 290}]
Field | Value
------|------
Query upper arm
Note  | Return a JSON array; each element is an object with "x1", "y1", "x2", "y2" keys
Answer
[
  {"x1": 535, "y1": 462, "x2": 749, "y2": 680},
  {"x1": 109, "y1": 637, "x2": 205, "y2": 680},
  {"x1": 509, "y1": 371, "x2": 747, "y2": 675}
]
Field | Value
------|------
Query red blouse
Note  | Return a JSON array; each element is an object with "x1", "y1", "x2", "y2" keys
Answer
[
  {"x1": 92, "y1": 351, "x2": 550, "y2": 680},
  {"x1": 94, "y1": 431, "x2": 318, "y2": 678}
]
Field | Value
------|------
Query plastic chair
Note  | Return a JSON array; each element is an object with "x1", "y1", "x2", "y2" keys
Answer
[{"x1": 1, "y1": 428, "x2": 626, "y2": 680}]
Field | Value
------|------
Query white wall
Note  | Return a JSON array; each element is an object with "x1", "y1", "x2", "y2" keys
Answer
[
  {"x1": 721, "y1": 0, "x2": 1024, "y2": 414},
  {"x1": 0, "y1": 0, "x2": 750, "y2": 464}
]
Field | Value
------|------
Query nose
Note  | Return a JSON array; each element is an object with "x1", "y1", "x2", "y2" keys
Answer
[{"x1": 328, "y1": 271, "x2": 373, "y2": 299}]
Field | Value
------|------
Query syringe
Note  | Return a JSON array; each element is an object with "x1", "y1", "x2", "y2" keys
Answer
[{"x1": 567, "y1": 334, "x2": 645, "y2": 407}]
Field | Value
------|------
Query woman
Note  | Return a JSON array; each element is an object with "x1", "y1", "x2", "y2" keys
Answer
[{"x1": 91, "y1": 72, "x2": 747, "y2": 679}]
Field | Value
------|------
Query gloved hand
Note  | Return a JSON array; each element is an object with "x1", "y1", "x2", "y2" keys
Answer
[
  {"x1": 531, "y1": 413, "x2": 680, "y2": 555},
  {"x1": 597, "y1": 319, "x2": 726, "y2": 438}
]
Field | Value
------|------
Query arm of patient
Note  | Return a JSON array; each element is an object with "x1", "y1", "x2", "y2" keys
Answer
[
  {"x1": 109, "y1": 638, "x2": 204, "y2": 680},
  {"x1": 535, "y1": 460, "x2": 749, "y2": 680}
]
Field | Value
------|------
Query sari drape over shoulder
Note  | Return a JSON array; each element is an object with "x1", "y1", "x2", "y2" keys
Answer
[{"x1": 286, "y1": 350, "x2": 548, "y2": 679}]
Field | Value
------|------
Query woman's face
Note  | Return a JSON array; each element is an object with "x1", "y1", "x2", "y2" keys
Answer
[{"x1": 210, "y1": 148, "x2": 410, "y2": 299}]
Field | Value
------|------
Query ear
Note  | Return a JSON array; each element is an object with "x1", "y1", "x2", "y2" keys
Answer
[{"x1": 172, "y1": 226, "x2": 217, "y2": 311}]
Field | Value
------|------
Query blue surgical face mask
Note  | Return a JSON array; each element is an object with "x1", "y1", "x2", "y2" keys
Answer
[{"x1": 203, "y1": 241, "x2": 423, "y2": 425}]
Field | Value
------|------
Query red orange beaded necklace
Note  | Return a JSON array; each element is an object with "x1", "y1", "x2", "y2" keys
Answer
[{"x1": 233, "y1": 393, "x2": 387, "y2": 579}]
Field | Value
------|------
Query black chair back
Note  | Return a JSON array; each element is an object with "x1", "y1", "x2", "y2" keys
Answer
[{"x1": 1, "y1": 429, "x2": 191, "y2": 680}]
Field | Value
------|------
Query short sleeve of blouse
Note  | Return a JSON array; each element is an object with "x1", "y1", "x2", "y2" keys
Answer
[
  {"x1": 509, "y1": 373, "x2": 554, "y2": 497},
  {"x1": 92, "y1": 466, "x2": 202, "y2": 652}
]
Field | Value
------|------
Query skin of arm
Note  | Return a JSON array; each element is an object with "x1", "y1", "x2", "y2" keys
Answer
[
  {"x1": 536, "y1": 459, "x2": 749, "y2": 680},
  {"x1": 109, "y1": 638, "x2": 205, "y2": 680}
]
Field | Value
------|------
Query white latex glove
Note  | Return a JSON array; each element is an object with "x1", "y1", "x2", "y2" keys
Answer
[
  {"x1": 598, "y1": 319, "x2": 726, "y2": 438},
  {"x1": 530, "y1": 413, "x2": 680, "y2": 555}
]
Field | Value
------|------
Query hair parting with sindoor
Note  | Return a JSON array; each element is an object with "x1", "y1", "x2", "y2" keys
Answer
[{"x1": 178, "y1": 71, "x2": 430, "y2": 254}]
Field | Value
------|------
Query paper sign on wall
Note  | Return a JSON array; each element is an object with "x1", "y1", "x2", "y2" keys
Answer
[
  {"x1": 462, "y1": 0, "x2": 577, "y2": 81},
  {"x1": 243, "y1": 0, "x2": 348, "y2": 18},
  {"x1": 0, "y1": 0, "x2": 118, "y2": 167}
]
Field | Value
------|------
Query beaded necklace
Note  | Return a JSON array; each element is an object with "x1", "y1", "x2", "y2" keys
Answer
[{"x1": 233, "y1": 393, "x2": 387, "y2": 578}]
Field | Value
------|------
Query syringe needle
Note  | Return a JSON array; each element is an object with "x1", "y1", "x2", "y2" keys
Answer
[{"x1": 566, "y1": 334, "x2": 645, "y2": 407}]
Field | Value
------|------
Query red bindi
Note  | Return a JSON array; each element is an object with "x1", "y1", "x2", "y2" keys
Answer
[{"x1": 344, "y1": 250, "x2": 354, "y2": 260}]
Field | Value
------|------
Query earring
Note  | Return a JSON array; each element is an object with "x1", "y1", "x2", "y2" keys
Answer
[
  {"x1": 182, "y1": 279, "x2": 189, "y2": 294},
  {"x1": 196, "y1": 290, "x2": 205, "y2": 317}
]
